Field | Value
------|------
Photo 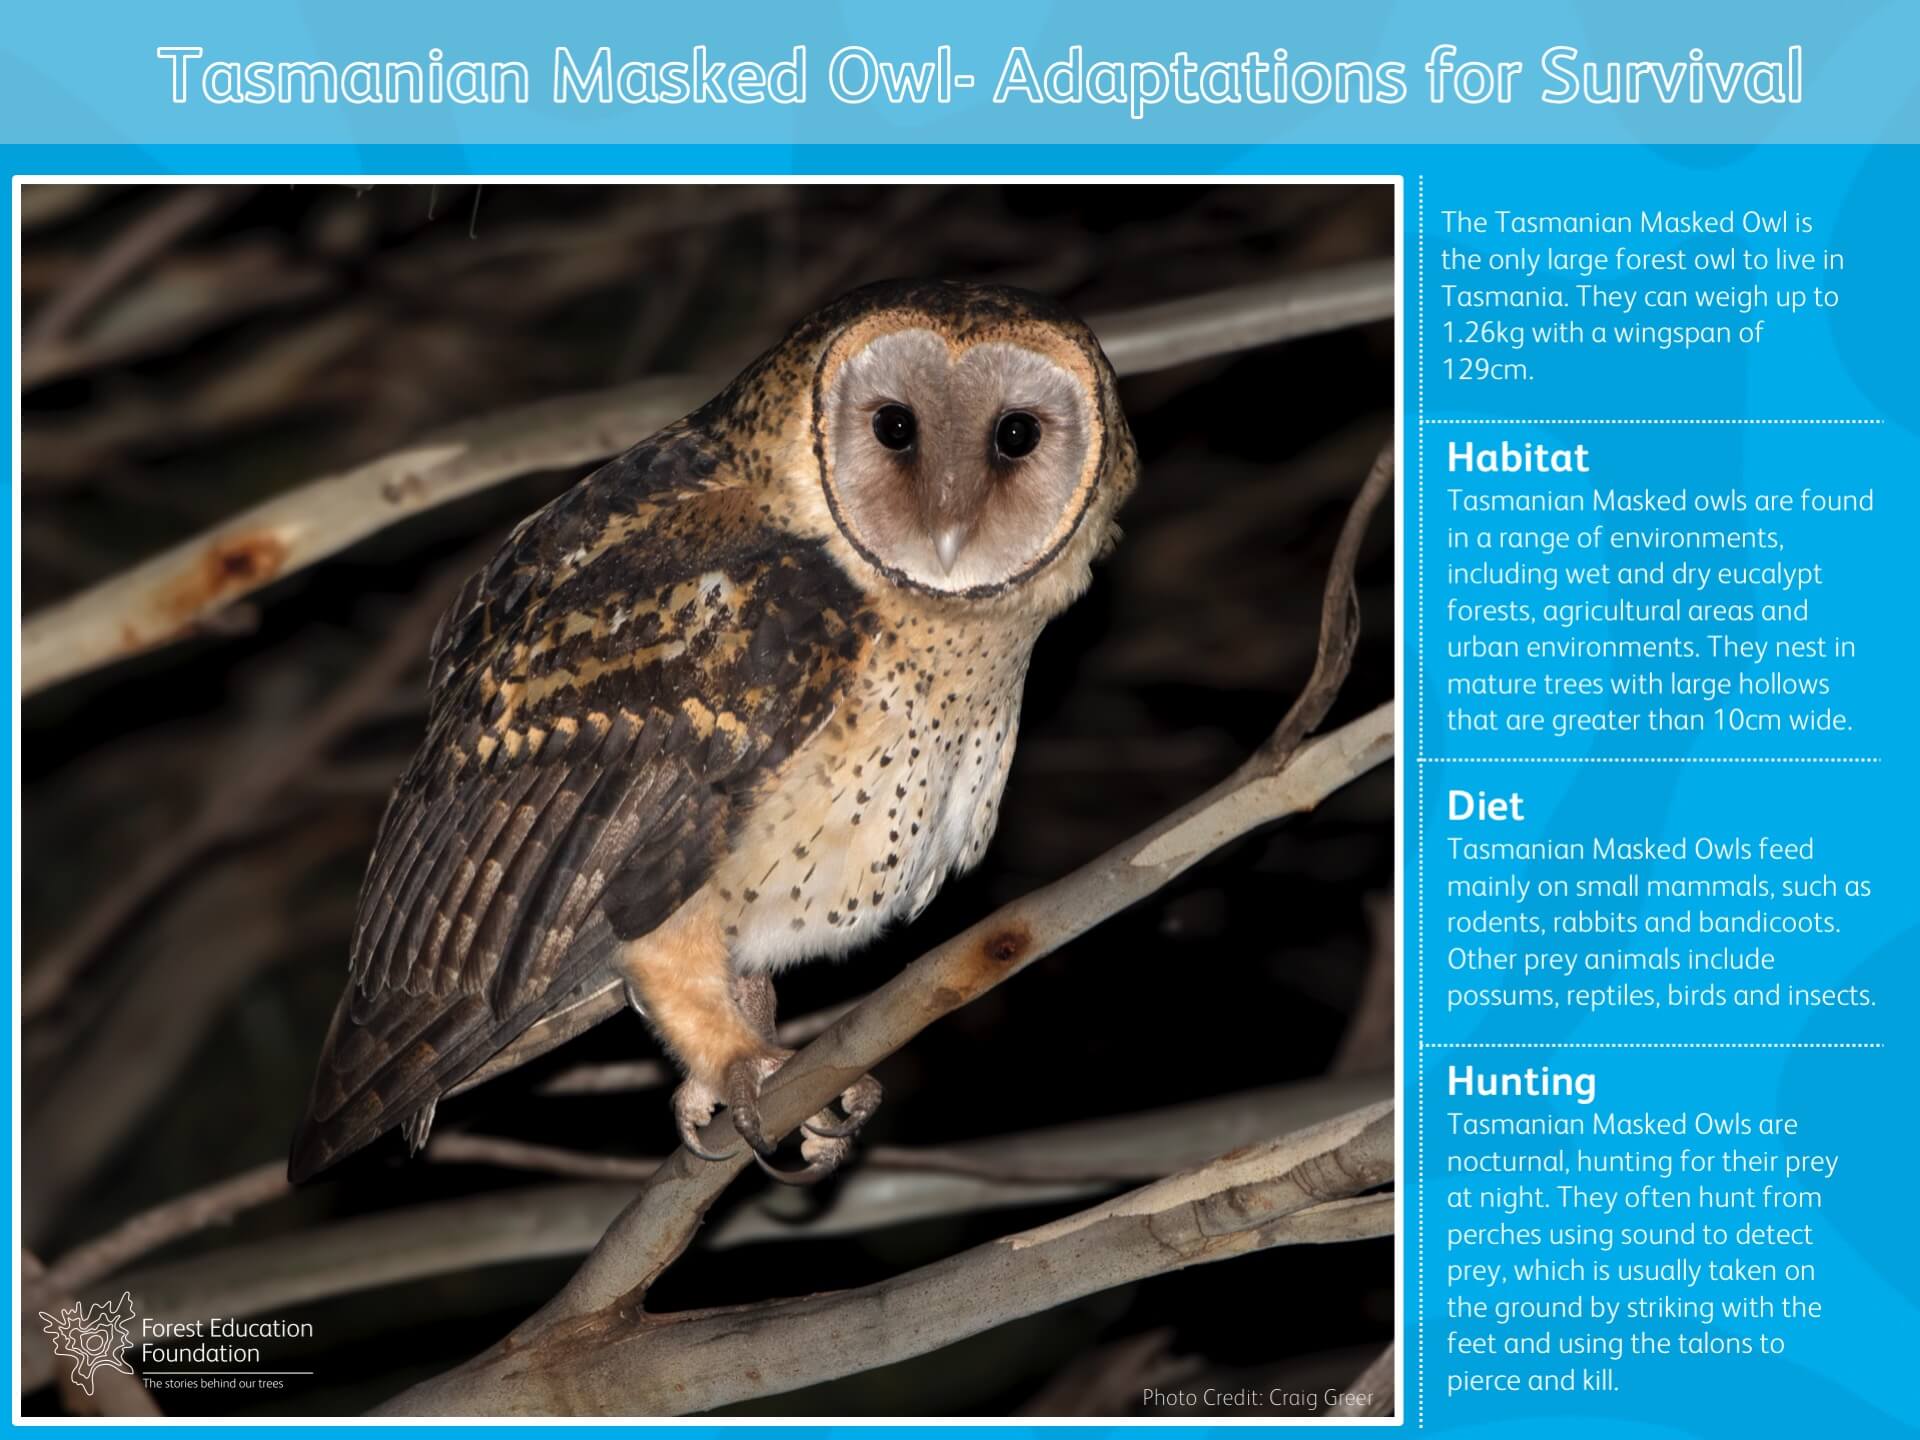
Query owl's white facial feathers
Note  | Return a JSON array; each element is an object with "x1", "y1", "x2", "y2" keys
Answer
[{"x1": 821, "y1": 328, "x2": 1097, "y2": 595}]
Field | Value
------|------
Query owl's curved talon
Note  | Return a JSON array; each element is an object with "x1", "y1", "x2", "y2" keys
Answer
[
  {"x1": 683, "y1": 1131, "x2": 739, "y2": 1163},
  {"x1": 716, "y1": 1049, "x2": 874, "y2": 1183},
  {"x1": 802, "y1": 1073, "x2": 884, "y2": 1140},
  {"x1": 723, "y1": 1049, "x2": 793, "y2": 1160},
  {"x1": 753, "y1": 1127, "x2": 853, "y2": 1185},
  {"x1": 672, "y1": 1079, "x2": 739, "y2": 1163}
]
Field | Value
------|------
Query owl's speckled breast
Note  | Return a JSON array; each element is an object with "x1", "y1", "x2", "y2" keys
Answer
[{"x1": 714, "y1": 602, "x2": 1041, "y2": 971}]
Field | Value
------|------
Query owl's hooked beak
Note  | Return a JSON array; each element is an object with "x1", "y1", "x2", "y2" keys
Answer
[
  {"x1": 922, "y1": 470, "x2": 982, "y2": 575},
  {"x1": 933, "y1": 525, "x2": 968, "y2": 573}
]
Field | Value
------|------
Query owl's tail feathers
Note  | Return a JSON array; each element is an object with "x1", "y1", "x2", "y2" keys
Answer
[{"x1": 285, "y1": 988, "x2": 492, "y2": 1184}]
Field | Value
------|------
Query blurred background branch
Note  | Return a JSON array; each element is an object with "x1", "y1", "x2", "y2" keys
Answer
[{"x1": 21, "y1": 260, "x2": 1389, "y2": 697}]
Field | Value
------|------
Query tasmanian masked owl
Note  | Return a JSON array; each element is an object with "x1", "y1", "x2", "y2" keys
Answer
[{"x1": 289, "y1": 280, "x2": 1138, "y2": 1184}]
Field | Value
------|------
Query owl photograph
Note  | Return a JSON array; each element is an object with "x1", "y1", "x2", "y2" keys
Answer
[{"x1": 17, "y1": 181, "x2": 1396, "y2": 1418}]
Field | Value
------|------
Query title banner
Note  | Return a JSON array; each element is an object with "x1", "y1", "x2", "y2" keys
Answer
[{"x1": 4, "y1": 0, "x2": 1917, "y2": 147}]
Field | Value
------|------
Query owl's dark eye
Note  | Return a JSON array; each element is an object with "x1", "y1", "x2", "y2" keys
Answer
[
  {"x1": 872, "y1": 404, "x2": 917, "y2": 451},
  {"x1": 994, "y1": 411, "x2": 1041, "y2": 460}
]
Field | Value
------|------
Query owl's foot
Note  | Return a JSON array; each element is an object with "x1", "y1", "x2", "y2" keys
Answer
[
  {"x1": 670, "y1": 1076, "x2": 740, "y2": 1163},
  {"x1": 802, "y1": 1072, "x2": 885, "y2": 1140},
  {"x1": 723, "y1": 1050, "x2": 884, "y2": 1186},
  {"x1": 721, "y1": 1047, "x2": 793, "y2": 1159}
]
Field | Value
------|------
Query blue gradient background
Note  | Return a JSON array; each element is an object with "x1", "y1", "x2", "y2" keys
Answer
[
  {"x1": 8, "y1": 1, "x2": 1920, "y2": 1434},
  {"x1": 1409, "y1": 144, "x2": 1918, "y2": 1434}
]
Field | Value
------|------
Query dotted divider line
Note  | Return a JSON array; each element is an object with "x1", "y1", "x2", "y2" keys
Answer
[
  {"x1": 1409, "y1": 194, "x2": 1884, "y2": 1431},
  {"x1": 1414, "y1": 172, "x2": 1426, "y2": 1432},
  {"x1": 1415, "y1": 756, "x2": 1882, "y2": 764},
  {"x1": 1422, "y1": 1041, "x2": 1883, "y2": 1050},
  {"x1": 1416, "y1": 753, "x2": 1427, "y2": 1428},
  {"x1": 1420, "y1": 417, "x2": 1883, "y2": 426}
]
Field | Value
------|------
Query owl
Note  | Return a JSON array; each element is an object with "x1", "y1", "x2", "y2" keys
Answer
[{"x1": 289, "y1": 280, "x2": 1139, "y2": 1185}]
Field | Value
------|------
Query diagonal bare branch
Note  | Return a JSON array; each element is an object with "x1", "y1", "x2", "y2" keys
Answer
[
  {"x1": 24, "y1": 187, "x2": 240, "y2": 353},
  {"x1": 1260, "y1": 438, "x2": 1395, "y2": 770},
  {"x1": 45, "y1": 1162, "x2": 290, "y2": 1297}
]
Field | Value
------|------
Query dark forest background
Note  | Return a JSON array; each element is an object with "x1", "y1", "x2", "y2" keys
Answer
[{"x1": 20, "y1": 181, "x2": 1394, "y2": 1416}]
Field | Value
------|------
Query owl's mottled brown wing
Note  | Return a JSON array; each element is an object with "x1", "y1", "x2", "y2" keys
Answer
[{"x1": 289, "y1": 429, "x2": 871, "y2": 1181}]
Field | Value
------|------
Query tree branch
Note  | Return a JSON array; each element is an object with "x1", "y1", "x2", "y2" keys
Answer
[
  {"x1": 22, "y1": 262, "x2": 1391, "y2": 697},
  {"x1": 45, "y1": 1161, "x2": 290, "y2": 1296},
  {"x1": 529, "y1": 998, "x2": 855, "y2": 1097},
  {"x1": 378, "y1": 1104, "x2": 1393, "y2": 1415},
  {"x1": 24, "y1": 187, "x2": 236, "y2": 353},
  {"x1": 1092, "y1": 260, "x2": 1391, "y2": 375},
  {"x1": 20, "y1": 1070, "x2": 1387, "y2": 1403},
  {"x1": 427, "y1": 1065, "x2": 1395, "y2": 1191}
]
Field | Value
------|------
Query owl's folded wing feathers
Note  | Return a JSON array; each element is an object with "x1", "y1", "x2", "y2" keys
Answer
[{"x1": 289, "y1": 431, "x2": 871, "y2": 1181}]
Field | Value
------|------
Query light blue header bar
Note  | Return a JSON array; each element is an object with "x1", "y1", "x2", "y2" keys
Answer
[{"x1": 3, "y1": 0, "x2": 1916, "y2": 148}]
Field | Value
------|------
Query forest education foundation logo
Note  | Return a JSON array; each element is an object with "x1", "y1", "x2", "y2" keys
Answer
[{"x1": 38, "y1": 1291, "x2": 137, "y2": 1396}]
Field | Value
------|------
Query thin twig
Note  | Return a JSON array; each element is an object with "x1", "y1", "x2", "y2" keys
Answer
[
  {"x1": 20, "y1": 184, "x2": 105, "y2": 233},
  {"x1": 24, "y1": 186, "x2": 234, "y2": 349},
  {"x1": 21, "y1": 247, "x2": 334, "y2": 391},
  {"x1": 424, "y1": 1136, "x2": 658, "y2": 1183},
  {"x1": 1093, "y1": 260, "x2": 1391, "y2": 375},
  {"x1": 1260, "y1": 439, "x2": 1395, "y2": 770}
]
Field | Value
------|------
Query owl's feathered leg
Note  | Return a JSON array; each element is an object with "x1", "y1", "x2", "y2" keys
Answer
[
  {"x1": 617, "y1": 916, "x2": 778, "y2": 1164},
  {"x1": 616, "y1": 916, "x2": 879, "y2": 1182}
]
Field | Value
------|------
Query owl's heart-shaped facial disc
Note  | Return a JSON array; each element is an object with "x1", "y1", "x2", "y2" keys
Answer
[{"x1": 817, "y1": 325, "x2": 1104, "y2": 596}]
